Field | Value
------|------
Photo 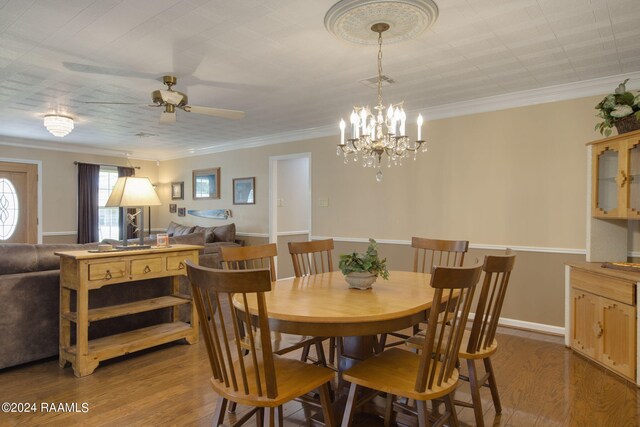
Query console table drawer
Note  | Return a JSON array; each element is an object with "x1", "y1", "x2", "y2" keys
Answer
[
  {"x1": 167, "y1": 255, "x2": 191, "y2": 271},
  {"x1": 89, "y1": 261, "x2": 125, "y2": 281},
  {"x1": 130, "y1": 257, "x2": 163, "y2": 276}
]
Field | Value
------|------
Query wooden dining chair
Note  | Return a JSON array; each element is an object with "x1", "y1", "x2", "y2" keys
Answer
[
  {"x1": 341, "y1": 262, "x2": 482, "y2": 427},
  {"x1": 220, "y1": 244, "x2": 327, "y2": 364},
  {"x1": 455, "y1": 251, "x2": 516, "y2": 427},
  {"x1": 379, "y1": 237, "x2": 470, "y2": 350},
  {"x1": 405, "y1": 250, "x2": 516, "y2": 427},
  {"x1": 185, "y1": 262, "x2": 336, "y2": 427},
  {"x1": 288, "y1": 239, "x2": 339, "y2": 365}
]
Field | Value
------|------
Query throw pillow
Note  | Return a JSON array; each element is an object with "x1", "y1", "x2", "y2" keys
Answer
[
  {"x1": 193, "y1": 225, "x2": 215, "y2": 243},
  {"x1": 167, "y1": 221, "x2": 195, "y2": 237},
  {"x1": 212, "y1": 223, "x2": 236, "y2": 243}
]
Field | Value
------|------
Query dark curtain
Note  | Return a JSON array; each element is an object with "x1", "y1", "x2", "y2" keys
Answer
[
  {"x1": 117, "y1": 167, "x2": 136, "y2": 241},
  {"x1": 77, "y1": 163, "x2": 100, "y2": 243}
]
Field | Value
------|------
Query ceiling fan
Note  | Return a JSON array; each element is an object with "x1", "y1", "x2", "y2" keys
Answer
[{"x1": 151, "y1": 75, "x2": 245, "y2": 124}]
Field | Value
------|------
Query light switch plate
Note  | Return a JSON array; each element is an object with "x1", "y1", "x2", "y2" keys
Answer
[
  {"x1": 318, "y1": 197, "x2": 329, "y2": 207},
  {"x1": 277, "y1": 198, "x2": 284, "y2": 207}
]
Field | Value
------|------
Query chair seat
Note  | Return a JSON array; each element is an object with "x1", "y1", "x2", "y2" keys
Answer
[
  {"x1": 211, "y1": 354, "x2": 335, "y2": 407},
  {"x1": 458, "y1": 329, "x2": 498, "y2": 359},
  {"x1": 342, "y1": 347, "x2": 459, "y2": 401},
  {"x1": 407, "y1": 329, "x2": 498, "y2": 359},
  {"x1": 240, "y1": 331, "x2": 323, "y2": 355}
]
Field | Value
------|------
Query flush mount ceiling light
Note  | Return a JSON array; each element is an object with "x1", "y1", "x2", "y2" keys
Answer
[
  {"x1": 43, "y1": 115, "x2": 74, "y2": 137},
  {"x1": 325, "y1": 0, "x2": 439, "y2": 182}
]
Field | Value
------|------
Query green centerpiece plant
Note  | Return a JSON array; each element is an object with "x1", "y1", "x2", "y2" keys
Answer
[
  {"x1": 595, "y1": 79, "x2": 640, "y2": 137},
  {"x1": 339, "y1": 238, "x2": 389, "y2": 289}
]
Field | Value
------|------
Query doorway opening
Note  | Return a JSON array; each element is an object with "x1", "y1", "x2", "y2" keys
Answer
[{"x1": 269, "y1": 153, "x2": 311, "y2": 279}]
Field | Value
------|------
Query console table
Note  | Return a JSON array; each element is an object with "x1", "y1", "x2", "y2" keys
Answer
[{"x1": 56, "y1": 245, "x2": 201, "y2": 377}]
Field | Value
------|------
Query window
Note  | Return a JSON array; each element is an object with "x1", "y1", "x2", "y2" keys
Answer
[
  {"x1": 98, "y1": 167, "x2": 119, "y2": 240},
  {"x1": 0, "y1": 178, "x2": 18, "y2": 240}
]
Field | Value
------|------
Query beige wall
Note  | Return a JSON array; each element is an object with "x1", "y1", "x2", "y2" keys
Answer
[{"x1": 0, "y1": 141, "x2": 159, "y2": 243}]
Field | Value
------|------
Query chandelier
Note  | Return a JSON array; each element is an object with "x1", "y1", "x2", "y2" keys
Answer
[
  {"x1": 44, "y1": 115, "x2": 74, "y2": 137},
  {"x1": 337, "y1": 23, "x2": 425, "y2": 182}
]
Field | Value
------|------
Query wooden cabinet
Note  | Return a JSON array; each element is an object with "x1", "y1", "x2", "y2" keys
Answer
[
  {"x1": 56, "y1": 245, "x2": 201, "y2": 377},
  {"x1": 590, "y1": 129, "x2": 640, "y2": 219},
  {"x1": 566, "y1": 263, "x2": 638, "y2": 383}
]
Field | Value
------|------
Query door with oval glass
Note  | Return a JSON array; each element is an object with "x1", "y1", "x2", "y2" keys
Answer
[{"x1": 0, "y1": 161, "x2": 38, "y2": 243}]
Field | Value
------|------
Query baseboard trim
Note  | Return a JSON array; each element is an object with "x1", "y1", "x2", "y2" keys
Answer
[{"x1": 467, "y1": 312, "x2": 564, "y2": 336}]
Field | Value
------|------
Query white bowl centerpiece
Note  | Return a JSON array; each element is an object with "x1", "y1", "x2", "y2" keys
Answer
[{"x1": 339, "y1": 238, "x2": 389, "y2": 290}]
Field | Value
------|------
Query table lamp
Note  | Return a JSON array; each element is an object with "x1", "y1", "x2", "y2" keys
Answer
[{"x1": 105, "y1": 176, "x2": 162, "y2": 249}]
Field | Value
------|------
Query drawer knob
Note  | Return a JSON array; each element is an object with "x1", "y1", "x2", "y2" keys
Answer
[
  {"x1": 143, "y1": 265, "x2": 151, "y2": 274},
  {"x1": 105, "y1": 270, "x2": 112, "y2": 280},
  {"x1": 178, "y1": 262, "x2": 185, "y2": 270}
]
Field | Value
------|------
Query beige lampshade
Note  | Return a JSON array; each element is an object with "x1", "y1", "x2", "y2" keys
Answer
[{"x1": 105, "y1": 177, "x2": 161, "y2": 207}]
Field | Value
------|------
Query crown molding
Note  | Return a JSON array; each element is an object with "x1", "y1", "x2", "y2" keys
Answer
[
  {"x1": 418, "y1": 71, "x2": 640, "y2": 121},
  {"x1": 4, "y1": 71, "x2": 640, "y2": 161},
  {"x1": 0, "y1": 136, "x2": 156, "y2": 161}
]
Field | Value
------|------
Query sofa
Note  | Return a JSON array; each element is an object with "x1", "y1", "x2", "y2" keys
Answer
[
  {"x1": 0, "y1": 233, "x2": 221, "y2": 370},
  {"x1": 165, "y1": 221, "x2": 244, "y2": 266}
]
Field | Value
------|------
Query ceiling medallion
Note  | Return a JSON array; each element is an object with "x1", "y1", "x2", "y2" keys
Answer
[{"x1": 324, "y1": 0, "x2": 439, "y2": 45}]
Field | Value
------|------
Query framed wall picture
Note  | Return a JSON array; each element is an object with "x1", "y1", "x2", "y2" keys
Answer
[
  {"x1": 169, "y1": 203, "x2": 177, "y2": 213},
  {"x1": 178, "y1": 207, "x2": 186, "y2": 217},
  {"x1": 193, "y1": 168, "x2": 220, "y2": 199},
  {"x1": 233, "y1": 177, "x2": 255, "y2": 205},
  {"x1": 171, "y1": 182, "x2": 184, "y2": 200}
]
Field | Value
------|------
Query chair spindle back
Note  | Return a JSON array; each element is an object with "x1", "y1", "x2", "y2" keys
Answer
[
  {"x1": 466, "y1": 251, "x2": 516, "y2": 354},
  {"x1": 412, "y1": 237, "x2": 469, "y2": 273},
  {"x1": 288, "y1": 239, "x2": 334, "y2": 277},
  {"x1": 186, "y1": 261, "x2": 279, "y2": 399},
  {"x1": 415, "y1": 263, "x2": 482, "y2": 393},
  {"x1": 220, "y1": 243, "x2": 277, "y2": 281}
]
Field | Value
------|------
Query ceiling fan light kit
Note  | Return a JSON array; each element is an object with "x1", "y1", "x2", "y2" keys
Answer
[
  {"x1": 325, "y1": 0, "x2": 438, "y2": 181},
  {"x1": 43, "y1": 115, "x2": 74, "y2": 137}
]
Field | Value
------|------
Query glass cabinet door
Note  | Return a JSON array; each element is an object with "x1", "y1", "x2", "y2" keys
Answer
[
  {"x1": 626, "y1": 139, "x2": 640, "y2": 216},
  {"x1": 594, "y1": 146, "x2": 620, "y2": 216}
]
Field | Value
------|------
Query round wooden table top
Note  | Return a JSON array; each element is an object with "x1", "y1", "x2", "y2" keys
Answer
[{"x1": 233, "y1": 271, "x2": 435, "y2": 337}]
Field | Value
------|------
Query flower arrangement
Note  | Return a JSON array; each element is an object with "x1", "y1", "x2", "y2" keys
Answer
[
  {"x1": 339, "y1": 238, "x2": 389, "y2": 280},
  {"x1": 595, "y1": 79, "x2": 640, "y2": 136}
]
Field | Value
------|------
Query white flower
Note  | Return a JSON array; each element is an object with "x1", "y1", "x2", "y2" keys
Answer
[{"x1": 611, "y1": 104, "x2": 633, "y2": 118}]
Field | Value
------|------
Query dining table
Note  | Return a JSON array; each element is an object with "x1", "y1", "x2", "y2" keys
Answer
[{"x1": 233, "y1": 269, "x2": 441, "y2": 382}]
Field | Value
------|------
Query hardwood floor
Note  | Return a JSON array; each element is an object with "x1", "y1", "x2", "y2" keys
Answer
[{"x1": 0, "y1": 327, "x2": 638, "y2": 426}]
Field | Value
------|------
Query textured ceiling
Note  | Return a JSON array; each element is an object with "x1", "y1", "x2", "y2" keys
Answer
[{"x1": 1, "y1": 0, "x2": 639, "y2": 160}]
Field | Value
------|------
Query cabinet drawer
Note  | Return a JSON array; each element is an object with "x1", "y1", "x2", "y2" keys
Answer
[
  {"x1": 88, "y1": 261, "x2": 126, "y2": 281},
  {"x1": 166, "y1": 254, "x2": 194, "y2": 272},
  {"x1": 130, "y1": 257, "x2": 163, "y2": 276},
  {"x1": 570, "y1": 269, "x2": 634, "y2": 305}
]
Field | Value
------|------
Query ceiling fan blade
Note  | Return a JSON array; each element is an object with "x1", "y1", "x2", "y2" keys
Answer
[
  {"x1": 63, "y1": 62, "x2": 159, "y2": 80},
  {"x1": 159, "y1": 111, "x2": 177, "y2": 124},
  {"x1": 186, "y1": 105, "x2": 245, "y2": 120},
  {"x1": 80, "y1": 101, "x2": 142, "y2": 105}
]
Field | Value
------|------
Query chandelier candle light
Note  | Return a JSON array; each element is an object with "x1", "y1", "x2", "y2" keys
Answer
[{"x1": 337, "y1": 23, "x2": 426, "y2": 182}]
